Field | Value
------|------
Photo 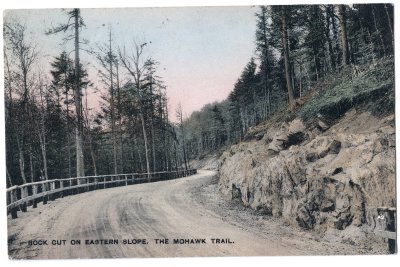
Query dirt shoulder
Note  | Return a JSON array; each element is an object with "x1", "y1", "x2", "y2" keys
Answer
[{"x1": 190, "y1": 171, "x2": 388, "y2": 255}]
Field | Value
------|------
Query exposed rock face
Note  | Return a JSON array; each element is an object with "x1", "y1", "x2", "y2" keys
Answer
[{"x1": 218, "y1": 110, "x2": 395, "y2": 234}]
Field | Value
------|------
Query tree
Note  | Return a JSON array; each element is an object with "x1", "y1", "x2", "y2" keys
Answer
[
  {"x1": 95, "y1": 27, "x2": 118, "y2": 174},
  {"x1": 4, "y1": 19, "x2": 38, "y2": 184},
  {"x1": 46, "y1": 8, "x2": 86, "y2": 177},
  {"x1": 229, "y1": 58, "x2": 259, "y2": 134},
  {"x1": 255, "y1": 6, "x2": 274, "y2": 118},
  {"x1": 338, "y1": 5, "x2": 349, "y2": 67},
  {"x1": 303, "y1": 5, "x2": 327, "y2": 80},
  {"x1": 280, "y1": 6, "x2": 296, "y2": 107},
  {"x1": 37, "y1": 74, "x2": 49, "y2": 181},
  {"x1": 119, "y1": 42, "x2": 152, "y2": 177},
  {"x1": 49, "y1": 51, "x2": 74, "y2": 177},
  {"x1": 176, "y1": 103, "x2": 188, "y2": 171},
  {"x1": 323, "y1": 5, "x2": 338, "y2": 71}
]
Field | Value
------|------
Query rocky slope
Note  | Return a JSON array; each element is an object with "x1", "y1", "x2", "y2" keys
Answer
[
  {"x1": 218, "y1": 60, "x2": 395, "y2": 241},
  {"x1": 190, "y1": 153, "x2": 219, "y2": 171}
]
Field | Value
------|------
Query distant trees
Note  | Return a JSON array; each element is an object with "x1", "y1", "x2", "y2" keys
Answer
[
  {"x1": 4, "y1": 4, "x2": 394, "y2": 185},
  {"x1": 183, "y1": 3, "x2": 394, "y2": 160},
  {"x1": 255, "y1": 6, "x2": 273, "y2": 118},
  {"x1": 118, "y1": 42, "x2": 152, "y2": 177},
  {"x1": 94, "y1": 27, "x2": 119, "y2": 174},
  {"x1": 4, "y1": 10, "x2": 184, "y2": 187},
  {"x1": 4, "y1": 19, "x2": 38, "y2": 185},
  {"x1": 176, "y1": 103, "x2": 189, "y2": 171},
  {"x1": 276, "y1": 5, "x2": 296, "y2": 108}
]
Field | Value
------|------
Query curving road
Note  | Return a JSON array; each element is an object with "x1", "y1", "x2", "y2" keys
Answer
[{"x1": 8, "y1": 170, "x2": 372, "y2": 259}]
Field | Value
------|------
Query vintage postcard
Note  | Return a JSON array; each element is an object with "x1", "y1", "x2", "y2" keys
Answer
[{"x1": 3, "y1": 1, "x2": 396, "y2": 260}]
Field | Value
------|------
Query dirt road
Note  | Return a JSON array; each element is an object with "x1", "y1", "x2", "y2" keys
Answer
[{"x1": 7, "y1": 170, "x2": 384, "y2": 259}]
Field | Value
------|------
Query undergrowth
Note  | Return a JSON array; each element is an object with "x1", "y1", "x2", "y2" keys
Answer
[
  {"x1": 299, "y1": 56, "x2": 394, "y2": 123},
  {"x1": 244, "y1": 56, "x2": 394, "y2": 140}
]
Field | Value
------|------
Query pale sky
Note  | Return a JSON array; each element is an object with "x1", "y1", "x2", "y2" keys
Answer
[{"x1": 4, "y1": 6, "x2": 257, "y2": 120}]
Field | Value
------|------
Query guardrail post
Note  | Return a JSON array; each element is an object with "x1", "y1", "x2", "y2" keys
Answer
[
  {"x1": 60, "y1": 180, "x2": 64, "y2": 198},
  {"x1": 86, "y1": 178, "x2": 90, "y2": 192},
  {"x1": 377, "y1": 207, "x2": 397, "y2": 254},
  {"x1": 43, "y1": 183, "x2": 48, "y2": 205},
  {"x1": 32, "y1": 185, "x2": 38, "y2": 208},
  {"x1": 49, "y1": 182, "x2": 55, "y2": 201},
  {"x1": 387, "y1": 209, "x2": 396, "y2": 254},
  {"x1": 70, "y1": 178, "x2": 75, "y2": 195},
  {"x1": 20, "y1": 187, "x2": 28, "y2": 212},
  {"x1": 10, "y1": 189, "x2": 18, "y2": 219}
]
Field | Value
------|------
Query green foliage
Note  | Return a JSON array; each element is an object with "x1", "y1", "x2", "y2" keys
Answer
[
  {"x1": 299, "y1": 57, "x2": 394, "y2": 122},
  {"x1": 4, "y1": 4, "x2": 396, "y2": 184},
  {"x1": 184, "y1": 4, "x2": 394, "y2": 160}
]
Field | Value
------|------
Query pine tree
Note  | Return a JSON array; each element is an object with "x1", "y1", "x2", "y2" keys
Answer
[{"x1": 46, "y1": 8, "x2": 86, "y2": 177}]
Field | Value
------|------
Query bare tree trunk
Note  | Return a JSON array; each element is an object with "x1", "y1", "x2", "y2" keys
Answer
[
  {"x1": 281, "y1": 6, "x2": 295, "y2": 108},
  {"x1": 372, "y1": 6, "x2": 386, "y2": 58},
  {"x1": 299, "y1": 58, "x2": 303, "y2": 97},
  {"x1": 313, "y1": 52, "x2": 319, "y2": 81},
  {"x1": 164, "y1": 101, "x2": 171, "y2": 171},
  {"x1": 89, "y1": 138, "x2": 97, "y2": 176},
  {"x1": 109, "y1": 29, "x2": 118, "y2": 175},
  {"x1": 6, "y1": 168, "x2": 13, "y2": 187},
  {"x1": 384, "y1": 4, "x2": 394, "y2": 49},
  {"x1": 83, "y1": 85, "x2": 97, "y2": 177},
  {"x1": 65, "y1": 82, "x2": 72, "y2": 177},
  {"x1": 140, "y1": 112, "x2": 151, "y2": 178},
  {"x1": 4, "y1": 51, "x2": 15, "y2": 186},
  {"x1": 331, "y1": 6, "x2": 340, "y2": 65},
  {"x1": 180, "y1": 121, "x2": 188, "y2": 171},
  {"x1": 39, "y1": 84, "x2": 48, "y2": 181},
  {"x1": 151, "y1": 120, "x2": 156, "y2": 172},
  {"x1": 338, "y1": 5, "x2": 349, "y2": 67},
  {"x1": 263, "y1": 21, "x2": 270, "y2": 118},
  {"x1": 325, "y1": 6, "x2": 336, "y2": 71},
  {"x1": 133, "y1": 135, "x2": 144, "y2": 172},
  {"x1": 4, "y1": 52, "x2": 13, "y2": 116},
  {"x1": 16, "y1": 137, "x2": 27, "y2": 184},
  {"x1": 116, "y1": 61, "x2": 124, "y2": 173},
  {"x1": 29, "y1": 144, "x2": 34, "y2": 182},
  {"x1": 39, "y1": 134, "x2": 48, "y2": 180},
  {"x1": 173, "y1": 139, "x2": 178, "y2": 171},
  {"x1": 74, "y1": 8, "x2": 85, "y2": 178},
  {"x1": 176, "y1": 104, "x2": 188, "y2": 170}
]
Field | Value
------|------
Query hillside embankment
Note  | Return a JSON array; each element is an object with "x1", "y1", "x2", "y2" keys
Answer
[{"x1": 217, "y1": 58, "x2": 395, "y2": 244}]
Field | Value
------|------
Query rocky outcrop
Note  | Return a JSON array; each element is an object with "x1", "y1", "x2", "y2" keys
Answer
[{"x1": 218, "y1": 110, "x2": 395, "y2": 234}]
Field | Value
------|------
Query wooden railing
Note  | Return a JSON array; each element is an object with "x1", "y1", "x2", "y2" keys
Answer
[
  {"x1": 376, "y1": 207, "x2": 397, "y2": 254},
  {"x1": 6, "y1": 169, "x2": 197, "y2": 219}
]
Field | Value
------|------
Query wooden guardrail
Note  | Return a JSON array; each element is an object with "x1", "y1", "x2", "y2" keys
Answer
[
  {"x1": 6, "y1": 169, "x2": 197, "y2": 219},
  {"x1": 376, "y1": 207, "x2": 397, "y2": 254}
]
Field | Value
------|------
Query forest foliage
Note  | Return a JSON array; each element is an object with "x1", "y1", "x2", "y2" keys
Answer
[
  {"x1": 3, "y1": 4, "x2": 394, "y2": 186},
  {"x1": 4, "y1": 9, "x2": 188, "y2": 186},
  {"x1": 182, "y1": 4, "x2": 394, "y2": 160}
]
